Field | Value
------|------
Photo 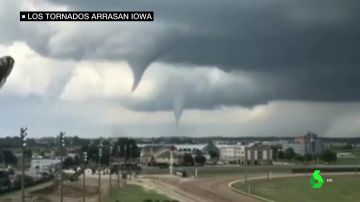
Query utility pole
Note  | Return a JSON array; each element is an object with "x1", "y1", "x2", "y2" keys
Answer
[
  {"x1": 170, "y1": 149, "x2": 173, "y2": 175},
  {"x1": 98, "y1": 141, "x2": 103, "y2": 202},
  {"x1": 124, "y1": 145, "x2": 127, "y2": 185},
  {"x1": 244, "y1": 165, "x2": 247, "y2": 183},
  {"x1": 2, "y1": 151, "x2": 5, "y2": 170},
  {"x1": 82, "y1": 152, "x2": 88, "y2": 202},
  {"x1": 20, "y1": 127, "x2": 28, "y2": 202},
  {"x1": 129, "y1": 145, "x2": 132, "y2": 180},
  {"x1": 59, "y1": 132, "x2": 66, "y2": 202},
  {"x1": 108, "y1": 144, "x2": 113, "y2": 196},
  {"x1": 117, "y1": 145, "x2": 120, "y2": 190}
]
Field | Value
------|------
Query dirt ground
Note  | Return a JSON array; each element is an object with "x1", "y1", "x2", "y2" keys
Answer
[
  {"x1": 137, "y1": 175, "x2": 259, "y2": 202},
  {"x1": 32, "y1": 176, "x2": 123, "y2": 202}
]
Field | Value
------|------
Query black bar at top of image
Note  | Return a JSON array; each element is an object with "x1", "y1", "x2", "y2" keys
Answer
[{"x1": 20, "y1": 11, "x2": 154, "y2": 22}]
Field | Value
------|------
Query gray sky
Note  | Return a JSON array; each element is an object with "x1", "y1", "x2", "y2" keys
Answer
[{"x1": 0, "y1": 0, "x2": 359, "y2": 138}]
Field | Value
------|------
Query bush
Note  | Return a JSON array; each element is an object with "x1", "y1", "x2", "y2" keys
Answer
[
  {"x1": 0, "y1": 174, "x2": 54, "y2": 196},
  {"x1": 320, "y1": 150, "x2": 337, "y2": 163}
]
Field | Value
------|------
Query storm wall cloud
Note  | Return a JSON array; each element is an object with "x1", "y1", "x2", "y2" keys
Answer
[{"x1": 3, "y1": 0, "x2": 359, "y2": 110}]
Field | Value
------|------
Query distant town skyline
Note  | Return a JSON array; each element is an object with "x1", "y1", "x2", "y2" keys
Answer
[{"x1": 0, "y1": 0, "x2": 360, "y2": 138}]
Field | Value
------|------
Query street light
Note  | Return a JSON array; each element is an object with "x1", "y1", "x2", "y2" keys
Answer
[
  {"x1": 59, "y1": 132, "x2": 66, "y2": 202},
  {"x1": 82, "y1": 151, "x2": 88, "y2": 202},
  {"x1": 20, "y1": 127, "x2": 27, "y2": 202},
  {"x1": 98, "y1": 141, "x2": 103, "y2": 202},
  {"x1": 170, "y1": 147, "x2": 173, "y2": 175}
]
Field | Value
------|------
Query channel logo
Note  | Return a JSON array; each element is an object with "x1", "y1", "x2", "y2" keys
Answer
[{"x1": 309, "y1": 170, "x2": 324, "y2": 189}]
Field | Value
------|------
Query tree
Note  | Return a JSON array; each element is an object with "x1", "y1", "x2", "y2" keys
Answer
[
  {"x1": 340, "y1": 143, "x2": 353, "y2": 150},
  {"x1": 63, "y1": 157, "x2": 75, "y2": 169},
  {"x1": 0, "y1": 171, "x2": 11, "y2": 189},
  {"x1": 278, "y1": 150, "x2": 285, "y2": 159},
  {"x1": 0, "y1": 150, "x2": 18, "y2": 165},
  {"x1": 183, "y1": 153, "x2": 194, "y2": 166},
  {"x1": 305, "y1": 154, "x2": 313, "y2": 162},
  {"x1": 194, "y1": 154, "x2": 206, "y2": 165},
  {"x1": 73, "y1": 155, "x2": 81, "y2": 166},
  {"x1": 80, "y1": 137, "x2": 140, "y2": 166},
  {"x1": 295, "y1": 154, "x2": 305, "y2": 162},
  {"x1": 114, "y1": 138, "x2": 140, "y2": 159},
  {"x1": 24, "y1": 149, "x2": 32, "y2": 159},
  {"x1": 284, "y1": 148, "x2": 296, "y2": 160},
  {"x1": 320, "y1": 150, "x2": 337, "y2": 163}
]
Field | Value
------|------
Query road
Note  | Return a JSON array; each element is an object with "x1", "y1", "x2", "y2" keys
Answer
[{"x1": 141, "y1": 175, "x2": 259, "y2": 202}]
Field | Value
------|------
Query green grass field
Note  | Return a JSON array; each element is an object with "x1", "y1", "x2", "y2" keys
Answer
[
  {"x1": 333, "y1": 148, "x2": 360, "y2": 165},
  {"x1": 104, "y1": 184, "x2": 175, "y2": 202},
  {"x1": 233, "y1": 175, "x2": 360, "y2": 202}
]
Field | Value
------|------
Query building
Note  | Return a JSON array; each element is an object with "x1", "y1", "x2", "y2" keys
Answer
[
  {"x1": 175, "y1": 144, "x2": 206, "y2": 154},
  {"x1": 84, "y1": 168, "x2": 93, "y2": 175},
  {"x1": 140, "y1": 144, "x2": 166, "y2": 165},
  {"x1": 152, "y1": 148, "x2": 183, "y2": 165},
  {"x1": 30, "y1": 158, "x2": 61, "y2": 174},
  {"x1": 175, "y1": 143, "x2": 219, "y2": 160},
  {"x1": 140, "y1": 143, "x2": 219, "y2": 166},
  {"x1": 287, "y1": 132, "x2": 323, "y2": 156},
  {"x1": 287, "y1": 143, "x2": 306, "y2": 156},
  {"x1": 219, "y1": 144, "x2": 245, "y2": 164},
  {"x1": 245, "y1": 143, "x2": 273, "y2": 165},
  {"x1": 219, "y1": 143, "x2": 273, "y2": 165},
  {"x1": 140, "y1": 145, "x2": 183, "y2": 166}
]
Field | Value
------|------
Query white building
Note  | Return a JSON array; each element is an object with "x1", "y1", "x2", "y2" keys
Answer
[
  {"x1": 175, "y1": 144, "x2": 212, "y2": 160},
  {"x1": 219, "y1": 144, "x2": 245, "y2": 164},
  {"x1": 175, "y1": 144, "x2": 207, "y2": 154},
  {"x1": 219, "y1": 143, "x2": 273, "y2": 165},
  {"x1": 31, "y1": 158, "x2": 61, "y2": 174}
]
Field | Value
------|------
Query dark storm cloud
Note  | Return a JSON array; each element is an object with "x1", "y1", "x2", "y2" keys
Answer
[
  {"x1": 3, "y1": 0, "x2": 360, "y2": 110},
  {"x1": 122, "y1": 68, "x2": 273, "y2": 112}
]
